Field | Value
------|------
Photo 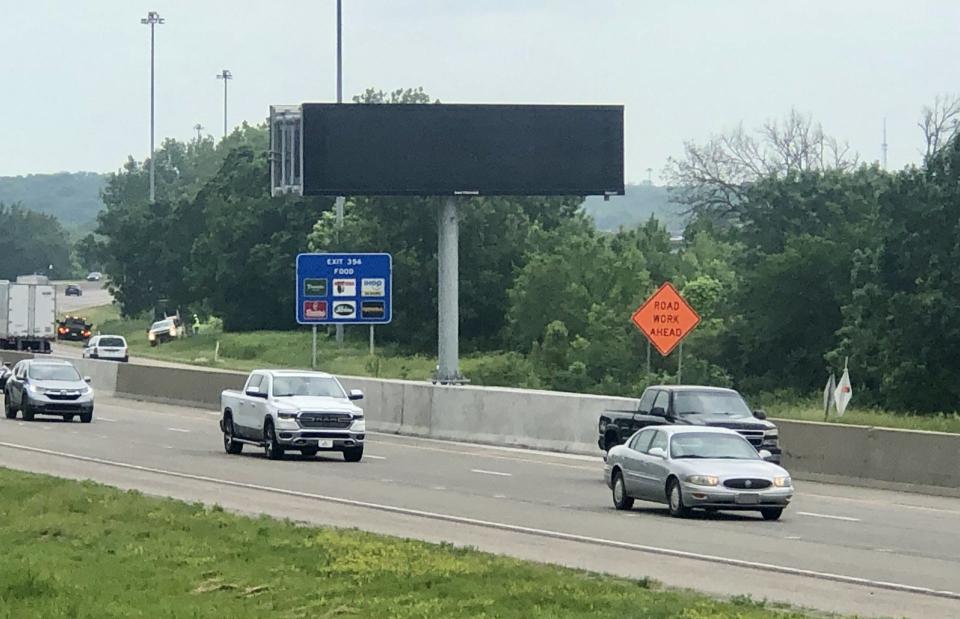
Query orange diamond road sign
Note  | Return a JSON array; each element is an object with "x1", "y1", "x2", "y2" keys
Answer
[{"x1": 631, "y1": 282, "x2": 701, "y2": 356}]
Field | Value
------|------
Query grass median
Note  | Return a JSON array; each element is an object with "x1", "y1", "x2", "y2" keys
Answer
[
  {"x1": 0, "y1": 467, "x2": 822, "y2": 619},
  {"x1": 66, "y1": 303, "x2": 960, "y2": 434}
]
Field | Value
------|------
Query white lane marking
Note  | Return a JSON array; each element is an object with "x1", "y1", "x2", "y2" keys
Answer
[
  {"x1": 365, "y1": 455, "x2": 386, "y2": 460},
  {"x1": 874, "y1": 548, "x2": 893, "y2": 553},
  {"x1": 167, "y1": 427, "x2": 191, "y2": 433},
  {"x1": 494, "y1": 494, "x2": 507, "y2": 499},
  {"x1": 0, "y1": 440, "x2": 957, "y2": 603},
  {"x1": 162, "y1": 445, "x2": 174, "y2": 450},
  {"x1": 797, "y1": 511, "x2": 861, "y2": 522},
  {"x1": 471, "y1": 469, "x2": 513, "y2": 477},
  {"x1": 369, "y1": 431, "x2": 600, "y2": 462},
  {"x1": 801, "y1": 492, "x2": 960, "y2": 516},
  {"x1": 97, "y1": 417, "x2": 117, "y2": 422},
  {"x1": 371, "y1": 440, "x2": 596, "y2": 472},
  {"x1": 784, "y1": 536, "x2": 802, "y2": 540},
  {"x1": 431, "y1": 486, "x2": 447, "y2": 491}
]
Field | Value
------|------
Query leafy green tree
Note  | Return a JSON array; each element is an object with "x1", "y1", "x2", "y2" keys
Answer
[{"x1": 0, "y1": 203, "x2": 73, "y2": 280}]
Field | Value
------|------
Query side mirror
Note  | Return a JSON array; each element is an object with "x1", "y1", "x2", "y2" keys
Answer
[
  {"x1": 84, "y1": 377, "x2": 92, "y2": 383},
  {"x1": 753, "y1": 409, "x2": 767, "y2": 420},
  {"x1": 758, "y1": 449, "x2": 773, "y2": 461},
  {"x1": 348, "y1": 389, "x2": 364, "y2": 401},
  {"x1": 648, "y1": 446, "x2": 667, "y2": 458},
  {"x1": 245, "y1": 387, "x2": 266, "y2": 399},
  {"x1": 651, "y1": 406, "x2": 666, "y2": 418}
]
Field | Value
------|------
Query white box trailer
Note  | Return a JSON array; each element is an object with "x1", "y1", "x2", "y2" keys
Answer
[{"x1": 0, "y1": 280, "x2": 56, "y2": 353}]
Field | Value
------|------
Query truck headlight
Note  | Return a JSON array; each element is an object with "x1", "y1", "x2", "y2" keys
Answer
[
  {"x1": 351, "y1": 418, "x2": 366, "y2": 432},
  {"x1": 763, "y1": 431, "x2": 779, "y2": 447},
  {"x1": 686, "y1": 475, "x2": 719, "y2": 486},
  {"x1": 148, "y1": 332, "x2": 156, "y2": 341},
  {"x1": 773, "y1": 476, "x2": 792, "y2": 488},
  {"x1": 277, "y1": 410, "x2": 298, "y2": 419}
]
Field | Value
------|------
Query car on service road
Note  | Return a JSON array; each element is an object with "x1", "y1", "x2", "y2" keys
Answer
[
  {"x1": 83, "y1": 335, "x2": 129, "y2": 362},
  {"x1": 3, "y1": 359, "x2": 94, "y2": 423},
  {"x1": 65, "y1": 284, "x2": 82, "y2": 297},
  {"x1": 221, "y1": 369, "x2": 366, "y2": 461},
  {"x1": 86, "y1": 272, "x2": 102, "y2": 282},
  {"x1": 57, "y1": 316, "x2": 93, "y2": 342},
  {"x1": 598, "y1": 385, "x2": 782, "y2": 463},
  {"x1": 605, "y1": 426, "x2": 792, "y2": 520}
]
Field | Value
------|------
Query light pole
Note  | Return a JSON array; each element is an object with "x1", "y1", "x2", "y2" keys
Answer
[
  {"x1": 141, "y1": 11, "x2": 164, "y2": 204},
  {"x1": 334, "y1": 0, "x2": 346, "y2": 346},
  {"x1": 216, "y1": 69, "x2": 232, "y2": 139},
  {"x1": 193, "y1": 123, "x2": 204, "y2": 141}
]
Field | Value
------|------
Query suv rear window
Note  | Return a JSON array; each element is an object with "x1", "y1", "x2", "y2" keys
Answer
[{"x1": 100, "y1": 337, "x2": 125, "y2": 347}]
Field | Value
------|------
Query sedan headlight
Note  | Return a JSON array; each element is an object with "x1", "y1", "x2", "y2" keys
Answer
[
  {"x1": 276, "y1": 410, "x2": 299, "y2": 419},
  {"x1": 686, "y1": 475, "x2": 719, "y2": 486},
  {"x1": 773, "y1": 476, "x2": 792, "y2": 488}
]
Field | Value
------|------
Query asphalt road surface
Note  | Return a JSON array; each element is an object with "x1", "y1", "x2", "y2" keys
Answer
[
  {"x1": 0, "y1": 395, "x2": 958, "y2": 618},
  {"x1": 56, "y1": 280, "x2": 112, "y2": 314}
]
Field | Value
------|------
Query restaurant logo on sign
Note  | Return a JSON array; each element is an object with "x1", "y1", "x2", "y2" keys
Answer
[{"x1": 630, "y1": 282, "x2": 701, "y2": 356}]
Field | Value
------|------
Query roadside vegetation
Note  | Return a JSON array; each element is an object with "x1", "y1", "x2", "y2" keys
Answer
[
  {"x1": 71, "y1": 304, "x2": 960, "y2": 434},
  {"x1": 0, "y1": 467, "x2": 822, "y2": 619}
]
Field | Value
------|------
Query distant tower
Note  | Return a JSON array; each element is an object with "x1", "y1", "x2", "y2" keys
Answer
[
  {"x1": 646, "y1": 167, "x2": 653, "y2": 185},
  {"x1": 194, "y1": 123, "x2": 204, "y2": 141},
  {"x1": 882, "y1": 118, "x2": 888, "y2": 170}
]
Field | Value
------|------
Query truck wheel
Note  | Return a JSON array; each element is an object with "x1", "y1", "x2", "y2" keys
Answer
[
  {"x1": 300, "y1": 447, "x2": 319, "y2": 458},
  {"x1": 79, "y1": 412, "x2": 93, "y2": 423},
  {"x1": 21, "y1": 398, "x2": 34, "y2": 421},
  {"x1": 4, "y1": 397, "x2": 16, "y2": 419},
  {"x1": 612, "y1": 470, "x2": 634, "y2": 510},
  {"x1": 263, "y1": 421, "x2": 284, "y2": 460},
  {"x1": 222, "y1": 416, "x2": 243, "y2": 455},
  {"x1": 343, "y1": 446, "x2": 364, "y2": 462}
]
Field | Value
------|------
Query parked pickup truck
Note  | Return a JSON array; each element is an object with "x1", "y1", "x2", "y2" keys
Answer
[
  {"x1": 598, "y1": 385, "x2": 781, "y2": 463},
  {"x1": 220, "y1": 369, "x2": 366, "y2": 462}
]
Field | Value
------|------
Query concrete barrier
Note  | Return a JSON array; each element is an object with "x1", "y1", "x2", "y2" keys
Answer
[
  {"x1": 0, "y1": 351, "x2": 34, "y2": 366},
  {"x1": 776, "y1": 419, "x2": 960, "y2": 498},
  {"x1": 71, "y1": 358, "x2": 120, "y2": 395},
  {"x1": 105, "y1": 362, "x2": 960, "y2": 497}
]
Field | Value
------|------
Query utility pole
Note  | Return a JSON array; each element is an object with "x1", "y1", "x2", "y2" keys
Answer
[
  {"x1": 882, "y1": 117, "x2": 888, "y2": 170},
  {"x1": 193, "y1": 123, "x2": 204, "y2": 141},
  {"x1": 141, "y1": 11, "x2": 164, "y2": 204},
  {"x1": 646, "y1": 167, "x2": 653, "y2": 185},
  {"x1": 334, "y1": 0, "x2": 346, "y2": 347},
  {"x1": 216, "y1": 69, "x2": 233, "y2": 139}
]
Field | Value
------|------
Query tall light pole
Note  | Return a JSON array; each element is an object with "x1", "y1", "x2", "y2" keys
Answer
[
  {"x1": 141, "y1": 11, "x2": 164, "y2": 203},
  {"x1": 334, "y1": 0, "x2": 346, "y2": 346},
  {"x1": 216, "y1": 69, "x2": 233, "y2": 139},
  {"x1": 194, "y1": 123, "x2": 204, "y2": 141}
]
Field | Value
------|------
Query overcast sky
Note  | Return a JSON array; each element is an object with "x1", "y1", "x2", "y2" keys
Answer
[{"x1": 2, "y1": 0, "x2": 959, "y2": 183}]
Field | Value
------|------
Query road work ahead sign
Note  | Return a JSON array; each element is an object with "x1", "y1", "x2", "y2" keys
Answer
[{"x1": 631, "y1": 282, "x2": 700, "y2": 356}]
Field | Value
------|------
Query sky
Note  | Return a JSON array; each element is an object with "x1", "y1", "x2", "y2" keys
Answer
[{"x1": 2, "y1": 0, "x2": 959, "y2": 183}]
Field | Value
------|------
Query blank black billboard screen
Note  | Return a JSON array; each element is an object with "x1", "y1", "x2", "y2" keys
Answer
[{"x1": 300, "y1": 103, "x2": 623, "y2": 196}]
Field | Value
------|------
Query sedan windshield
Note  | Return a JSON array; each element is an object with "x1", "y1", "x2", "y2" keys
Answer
[
  {"x1": 28, "y1": 364, "x2": 81, "y2": 382},
  {"x1": 273, "y1": 376, "x2": 345, "y2": 398},
  {"x1": 674, "y1": 391, "x2": 752, "y2": 418},
  {"x1": 670, "y1": 433, "x2": 759, "y2": 460}
]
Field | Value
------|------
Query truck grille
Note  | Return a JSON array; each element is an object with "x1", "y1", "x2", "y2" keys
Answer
[
  {"x1": 299, "y1": 413, "x2": 352, "y2": 429},
  {"x1": 724, "y1": 478, "x2": 772, "y2": 490},
  {"x1": 735, "y1": 430, "x2": 764, "y2": 447}
]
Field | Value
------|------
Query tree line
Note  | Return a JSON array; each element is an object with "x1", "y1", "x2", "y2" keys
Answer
[{"x1": 90, "y1": 90, "x2": 960, "y2": 413}]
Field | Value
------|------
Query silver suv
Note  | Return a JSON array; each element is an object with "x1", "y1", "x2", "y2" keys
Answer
[{"x1": 3, "y1": 359, "x2": 94, "y2": 423}]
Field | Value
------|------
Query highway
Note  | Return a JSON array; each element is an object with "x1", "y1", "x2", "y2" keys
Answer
[
  {"x1": 1, "y1": 395, "x2": 958, "y2": 618},
  {"x1": 56, "y1": 279, "x2": 112, "y2": 314}
]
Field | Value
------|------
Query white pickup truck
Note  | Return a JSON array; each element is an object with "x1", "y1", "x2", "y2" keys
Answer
[{"x1": 220, "y1": 369, "x2": 366, "y2": 461}]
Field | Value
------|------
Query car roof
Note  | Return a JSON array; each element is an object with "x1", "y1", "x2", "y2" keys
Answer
[
  {"x1": 257, "y1": 369, "x2": 335, "y2": 379},
  {"x1": 654, "y1": 426, "x2": 742, "y2": 436},
  {"x1": 647, "y1": 385, "x2": 741, "y2": 395}
]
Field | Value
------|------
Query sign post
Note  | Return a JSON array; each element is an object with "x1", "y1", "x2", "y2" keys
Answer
[
  {"x1": 630, "y1": 282, "x2": 700, "y2": 380},
  {"x1": 296, "y1": 253, "x2": 392, "y2": 366}
]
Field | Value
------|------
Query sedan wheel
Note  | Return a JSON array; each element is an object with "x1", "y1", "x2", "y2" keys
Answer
[
  {"x1": 612, "y1": 471, "x2": 634, "y2": 510},
  {"x1": 761, "y1": 507, "x2": 784, "y2": 521},
  {"x1": 667, "y1": 479, "x2": 690, "y2": 518}
]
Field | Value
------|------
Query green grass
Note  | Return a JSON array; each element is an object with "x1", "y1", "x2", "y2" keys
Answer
[
  {"x1": 70, "y1": 304, "x2": 960, "y2": 434},
  {"x1": 0, "y1": 467, "x2": 823, "y2": 619}
]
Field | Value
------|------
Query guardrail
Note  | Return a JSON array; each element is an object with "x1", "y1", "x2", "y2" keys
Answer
[{"x1": 4, "y1": 353, "x2": 958, "y2": 497}]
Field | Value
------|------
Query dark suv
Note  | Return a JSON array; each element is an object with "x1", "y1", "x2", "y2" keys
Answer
[
  {"x1": 598, "y1": 385, "x2": 781, "y2": 463},
  {"x1": 57, "y1": 316, "x2": 92, "y2": 341}
]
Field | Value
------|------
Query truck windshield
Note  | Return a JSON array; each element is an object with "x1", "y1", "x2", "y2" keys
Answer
[
  {"x1": 273, "y1": 376, "x2": 345, "y2": 398},
  {"x1": 674, "y1": 391, "x2": 752, "y2": 418},
  {"x1": 28, "y1": 364, "x2": 81, "y2": 382},
  {"x1": 670, "y1": 433, "x2": 759, "y2": 460}
]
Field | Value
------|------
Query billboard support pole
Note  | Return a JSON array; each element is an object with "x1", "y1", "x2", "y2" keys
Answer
[
  {"x1": 312, "y1": 325, "x2": 317, "y2": 369},
  {"x1": 333, "y1": 0, "x2": 345, "y2": 348},
  {"x1": 437, "y1": 196, "x2": 463, "y2": 384},
  {"x1": 369, "y1": 325, "x2": 375, "y2": 356}
]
